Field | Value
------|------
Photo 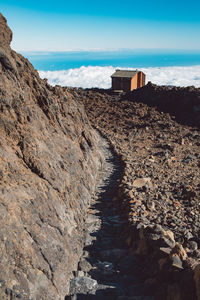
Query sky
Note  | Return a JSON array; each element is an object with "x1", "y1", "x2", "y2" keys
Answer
[{"x1": 1, "y1": 0, "x2": 200, "y2": 51}]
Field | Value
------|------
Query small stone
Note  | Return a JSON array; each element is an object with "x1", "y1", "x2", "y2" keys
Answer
[
  {"x1": 160, "y1": 247, "x2": 171, "y2": 255},
  {"x1": 170, "y1": 243, "x2": 187, "y2": 261},
  {"x1": 69, "y1": 276, "x2": 98, "y2": 295},
  {"x1": 153, "y1": 224, "x2": 165, "y2": 234},
  {"x1": 128, "y1": 190, "x2": 134, "y2": 198},
  {"x1": 133, "y1": 177, "x2": 153, "y2": 189},
  {"x1": 148, "y1": 233, "x2": 160, "y2": 241},
  {"x1": 146, "y1": 201, "x2": 155, "y2": 211},
  {"x1": 163, "y1": 230, "x2": 175, "y2": 247},
  {"x1": 187, "y1": 241, "x2": 198, "y2": 251},
  {"x1": 194, "y1": 250, "x2": 200, "y2": 258},
  {"x1": 162, "y1": 237, "x2": 175, "y2": 249},
  {"x1": 172, "y1": 255, "x2": 183, "y2": 269},
  {"x1": 185, "y1": 231, "x2": 193, "y2": 240},
  {"x1": 184, "y1": 257, "x2": 199, "y2": 269},
  {"x1": 77, "y1": 271, "x2": 84, "y2": 277},
  {"x1": 182, "y1": 155, "x2": 195, "y2": 163}
]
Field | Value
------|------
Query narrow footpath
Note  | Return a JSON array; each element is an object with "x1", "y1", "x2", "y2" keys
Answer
[{"x1": 67, "y1": 138, "x2": 154, "y2": 300}]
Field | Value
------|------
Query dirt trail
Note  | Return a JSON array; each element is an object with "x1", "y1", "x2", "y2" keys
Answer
[{"x1": 67, "y1": 137, "x2": 153, "y2": 300}]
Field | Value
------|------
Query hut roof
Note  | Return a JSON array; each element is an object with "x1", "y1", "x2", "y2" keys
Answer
[{"x1": 111, "y1": 70, "x2": 138, "y2": 78}]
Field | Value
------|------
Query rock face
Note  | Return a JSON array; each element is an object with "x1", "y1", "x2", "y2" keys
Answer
[
  {"x1": 0, "y1": 13, "x2": 12, "y2": 48},
  {"x1": 0, "y1": 14, "x2": 104, "y2": 299}
]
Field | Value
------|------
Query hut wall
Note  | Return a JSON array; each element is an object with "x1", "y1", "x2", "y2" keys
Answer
[
  {"x1": 142, "y1": 73, "x2": 146, "y2": 86},
  {"x1": 112, "y1": 77, "x2": 131, "y2": 91},
  {"x1": 112, "y1": 77, "x2": 120, "y2": 90},
  {"x1": 122, "y1": 78, "x2": 131, "y2": 92},
  {"x1": 131, "y1": 75, "x2": 138, "y2": 91},
  {"x1": 137, "y1": 72, "x2": 146, "y2": 88}
]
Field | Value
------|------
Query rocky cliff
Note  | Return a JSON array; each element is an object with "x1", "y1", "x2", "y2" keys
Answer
[{"x1": 0, "y1": 13, "x2": 104, "y2": 299}]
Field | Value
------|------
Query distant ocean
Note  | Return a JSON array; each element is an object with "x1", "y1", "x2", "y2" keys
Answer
[{"x1": 21, "y1": 50, "x2": 200, "y2": 88}]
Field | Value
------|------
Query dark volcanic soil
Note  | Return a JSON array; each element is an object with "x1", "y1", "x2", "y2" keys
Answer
[
  {"x1": 65, "y1": 85, "x2": 200, "y2": 299},
  {"x1": 69, "y1": 86, "x2": 200, "y2": 242}
]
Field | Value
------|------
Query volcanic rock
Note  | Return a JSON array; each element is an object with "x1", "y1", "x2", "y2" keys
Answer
[
  {"x1": 0, "y1": 13, "x2": 12, "y2": 48},
  {"x1": 0, "y1": 13, "x2": 104, "y2": 299},
  {"x1": 73, "y1": 80, "x2": 200, "y2": 299},
  {"x1": 69, "y1": 276, "x2": 98, "y2": 295}
]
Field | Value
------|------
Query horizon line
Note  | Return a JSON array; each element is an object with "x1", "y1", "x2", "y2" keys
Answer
[{"x1": 18, "y1": 48, "x2": 200, "y2": 54}]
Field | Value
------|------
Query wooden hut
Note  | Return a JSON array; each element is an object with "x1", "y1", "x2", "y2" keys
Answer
[{"x1": 111, "y1": 69, "x2": 146, "y2": 92}]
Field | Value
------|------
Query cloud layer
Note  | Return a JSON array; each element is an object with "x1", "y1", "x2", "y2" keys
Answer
[{"x1": 39, "y1": 65, "x2": 200, "y2": 89}]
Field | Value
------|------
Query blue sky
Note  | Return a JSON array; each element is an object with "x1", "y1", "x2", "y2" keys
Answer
[{"x1": 1, "y1": 0, "x2": 200, "y2": 51}]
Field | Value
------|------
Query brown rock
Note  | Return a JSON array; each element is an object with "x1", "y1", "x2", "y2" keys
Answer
[
  {"x1": 0, "y1": 13, "x2": 12, "y2": 48},
  {"x1": 128, "y1": 189, "x2": 134, "y2": 198},
  {"x1": 0, "y1": 13, "x2": 104, "y2": 300},
  {"x1": 170, "y1": 243, "x2": 187, "y2": 261},
  {"x1": 164, "y1": 230, "x2": 175, "y2": 243},
  {"x1": 133, "y1": 177, "x2": 153, "y2": 189}
]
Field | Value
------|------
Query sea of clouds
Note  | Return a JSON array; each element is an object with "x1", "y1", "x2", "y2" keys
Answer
[{"x1": 39, "y1": 65, "x2": 200, "y2": 89}]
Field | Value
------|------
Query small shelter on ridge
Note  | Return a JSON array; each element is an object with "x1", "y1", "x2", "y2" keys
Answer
[{"x1": 111, "y1": 69, "x2": 146, "y2": 92}]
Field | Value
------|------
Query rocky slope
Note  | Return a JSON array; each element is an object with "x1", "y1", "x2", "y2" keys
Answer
[
  {"x1": 70, "y1": 86, "x2": 200, "y2": 299},
  {"x1": 0, "y1": 14, "x2": 105, "y2": 299},
  {"x1": 125, "y1": 82, "x2": 200, "y2": 127}
]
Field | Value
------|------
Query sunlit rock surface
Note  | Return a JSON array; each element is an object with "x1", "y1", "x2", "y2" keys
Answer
[{"x1": 0, "y1": 13, "x2": 104, "y2": 299}]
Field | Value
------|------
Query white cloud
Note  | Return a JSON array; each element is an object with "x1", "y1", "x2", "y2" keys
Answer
[{"x1": 39, "y1": 65, "x2": 200, "y2": 89}]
